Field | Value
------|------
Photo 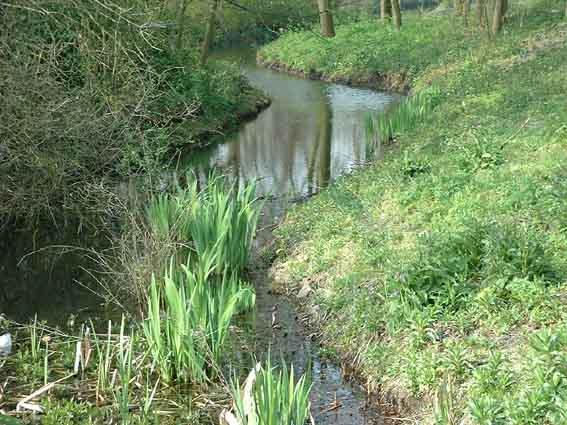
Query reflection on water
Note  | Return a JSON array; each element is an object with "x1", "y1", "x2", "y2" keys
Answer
[
  {"x1": 196, "y1": 49, "x2": 400, "y2": 425},
  {"x1": 0, "y1": 227, "x2": 108, "y2": 324},
  {"x1": 187, "y1": 49, "x2": 400, "y2": 204}
]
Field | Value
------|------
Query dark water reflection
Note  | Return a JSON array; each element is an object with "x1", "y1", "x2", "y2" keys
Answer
[
  {"x1": 0, "y1": 227, "x2": 109, "y2": 324},
  {"x1": 187, "y1": 48, "x2": 400, "y2": 205},
  {"x1": 199, "y1": 49, "x2": 400, "y2": 424}
]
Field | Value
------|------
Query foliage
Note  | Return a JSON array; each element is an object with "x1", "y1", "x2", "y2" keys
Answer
[
  {"x1": 140, "y1": 176, "x2": 258, "y2": 382},
  {"x1": 145, "y1": 174, "x2": 260, "y2": 273},
  {"x1": 143, "y1": 258, "x2": 255, "y2": 383},
  {"x1": 187, "y1": 0, "x2": 318, "y2": 45},
  {"x1": 230, "y1": 359, "x2": 312, "y2": 425},
  {"x1": 271, "y1": 3, "x2": 567, "y2": 424},
  {"x1": 0, "y1": 0, "x2": 263, "y2": 226}
]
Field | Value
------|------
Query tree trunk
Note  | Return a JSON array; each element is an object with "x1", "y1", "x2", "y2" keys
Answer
[
  {"x1": 200, "y1": 0, "x2": 219, "y2": 65},
  {"x1": 476, "y1": 0, "x2": 486, "y2": 29},
  {"x1": 463, "y1": 0, "x2": 470, "y2": 24},
  {"x1": 175, "y1": 0, "x2": 189, "y2": 51},
  {"x1": 454, "y1": 0, "x2": 463, "y2": 16},
  {"x1": 392, "y1": 0, "x2": 402, "y2": 30},
  {"x1": 491, "y1": 0, "x2": 504, "y2": 34},
  {"x1": 317, "y1": 0, "x2": 336, "y2": 37},
  {"x1": 381, "y1": 0, "x2": 392, "y2": 21}
]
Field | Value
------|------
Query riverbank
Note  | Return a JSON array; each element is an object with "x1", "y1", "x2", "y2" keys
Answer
[
  {"x1": 257, "y1": 14, "x2": 479, "y2": 92},
  {"x1": 268, "y1": 5, "x2": 567, "y2": 424},
  {"x1": 189, "y1": 86, "x2": 271, "y2": 150},
  {"x1": 0, "y1": 1, "x2": 270, "y2": 228}
]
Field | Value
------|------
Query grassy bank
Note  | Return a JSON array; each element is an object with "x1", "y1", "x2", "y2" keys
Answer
[
  {"x1": 269, "y1": 4, "x2": 567, "y2": 424},
  {"x1": 258, "y1": 13, "x2": 478, "y2": 91}
]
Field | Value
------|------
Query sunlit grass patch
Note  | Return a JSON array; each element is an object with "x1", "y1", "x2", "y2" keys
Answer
[{"x1": 271, "y1": 5, "x2": 567, "y2": 424}]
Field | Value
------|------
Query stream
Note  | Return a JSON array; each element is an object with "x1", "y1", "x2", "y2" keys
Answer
[{"x1": 0, "y1": 47, "x2": 400, "y2": 423}]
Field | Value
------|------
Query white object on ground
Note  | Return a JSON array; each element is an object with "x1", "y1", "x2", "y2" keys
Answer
[
  {"x1": 0, "y1": 333, "x2": 11, "y2": 356},
  {"x1": 219, "y1": 410, "x2": 240, "y2": 425}
]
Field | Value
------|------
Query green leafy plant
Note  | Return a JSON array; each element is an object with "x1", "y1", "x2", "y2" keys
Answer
[
  {"x1": 366, "y1": 85, "x2": 442, "y2": 145},
  {"x1": 229, "y1": 359, "x2": 312, "y2": 425},
  {"x1": 145, "y1": 174, "x2": 261, "y2": 274},
  {"x1": 143, "y1": 257, "x2": 255, "y2": 383}
]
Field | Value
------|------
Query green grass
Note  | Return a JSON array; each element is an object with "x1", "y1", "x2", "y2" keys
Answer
[
  {"x1": 259, "y1": 13, "x2": 480, "y2": 90},
  {"x1": 270, "y1": 3, "x2": 567, "y2": 424}
]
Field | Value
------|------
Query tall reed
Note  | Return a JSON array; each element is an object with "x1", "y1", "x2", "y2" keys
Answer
[
  {"x1": 143, "y1": 257, "x2": 255, "y2": 383},
  {"x1": 365, "y1": 85, "x2": 442, "y2": 154},
  {"x1": 230, "y1": 359, "x2": 312, "y2": 425},
  {"x1": 142, "y1": 176, "x2": 259, "y2": 383},
  {"x1": 115, "y1": 318, "x2": 134, "y2": 425},
  {"x1": 91, "y1": 320, "x2": 114, "y2": 399},
  {"x1": 145, "y1": 174, "x2": 260, "y2": 274}
]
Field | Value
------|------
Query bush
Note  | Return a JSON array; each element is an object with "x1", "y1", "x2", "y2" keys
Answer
[{"x1": 0, "y1": 0, "x2": 258, "y2": 226}]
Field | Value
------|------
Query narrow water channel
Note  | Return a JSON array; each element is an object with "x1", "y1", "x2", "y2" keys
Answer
[
  {"x1": 197, "y1": 48, "x2": 400, "y2": 424},
  {"x1": 0, "y1": 47, "x2": 400, "y2": 424},
  {"x1": 188, "y1": 47, "x2": 400, "y2": 221}
]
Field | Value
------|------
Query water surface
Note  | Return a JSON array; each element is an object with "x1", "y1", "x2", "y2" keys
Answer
[
  {"x1": 188, "y1": 48, "x2": 399, "y2": 220},
  {"x1": 199, "y1": 48, "x2": 400, "y2": 424},
  {"x1": 0, "y1": 46, "x2": 400, "y2": 424}
]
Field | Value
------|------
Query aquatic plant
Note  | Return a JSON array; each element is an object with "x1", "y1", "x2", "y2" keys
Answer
[
  {"x1": 364, "y1": 113, "x2": 382, "y2": 159},
  {"x1": 145, "y1": 174, "x2": 260, "y2": 274},
  {"x1": 143, "y1": 257, "x2": 255, "y2": 383},
  {"x1": 187, "y1": 175, "x2": 260, "y2": 274},
  {"x1": 228, "y1": 359, "x2": 312, "y2": 425},
  {"x1": 145, "y1": 192, "x2": 186, "y2": 241},
  {"x1": 115, "y1": 318, "x2": 134, "y2": 425},
  {"x1": 91, "y1": 320, "x2": 115, "y2": 400},
  {"x1": 366, "y1": 85, "x2": 442, "y2": 149}
]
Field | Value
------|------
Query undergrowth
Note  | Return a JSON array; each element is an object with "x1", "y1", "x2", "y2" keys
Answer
[
  {"x1": 0, "y1": 0, "x2": 266, "y2": 226},
  {"x1": 1, "y1": 177, "x2": 312, "y2": 424},
  {"x1": 271, "y1": 2, "x2": 567, "y2": 424}
]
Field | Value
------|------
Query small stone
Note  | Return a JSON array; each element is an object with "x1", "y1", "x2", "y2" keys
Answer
[{"x1": 297, "y1": 284, "x2": 312, "y2": 298}]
